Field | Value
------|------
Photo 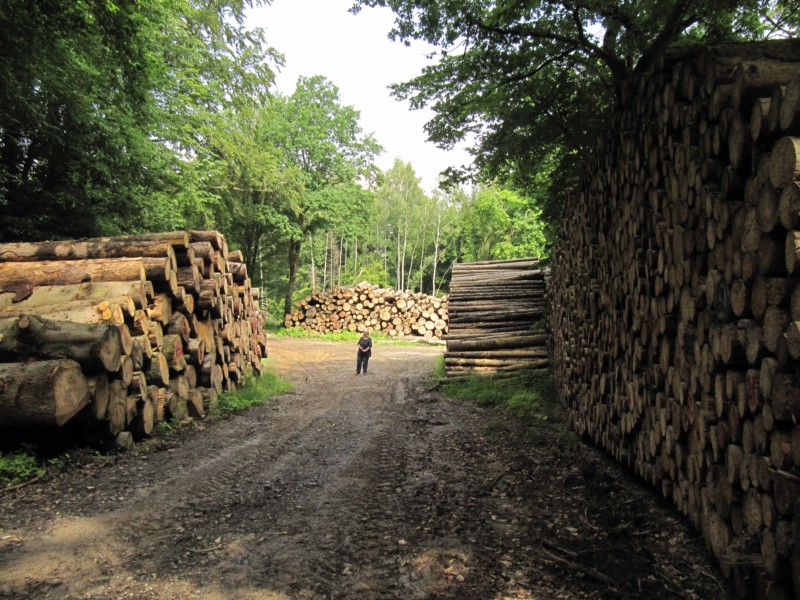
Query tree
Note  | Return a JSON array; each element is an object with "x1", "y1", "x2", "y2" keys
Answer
[
  {"x1": 0, "y1": 0, "x2": 280, "y2": 241},
  {"x1": 203, "y1": 106, "x2": 304, "y2": 282},
  {"x1": 260, "y1": 76, "x2": 382, "y2": 316},
  {"x1": 374, "y1": 159, "x2": 429, "y2": 291},
  {"x1": 457, "y1": 186, "x2": 550, "y2": 262},
  {"x1": 351, "y1": 0, "x2": 799, "y2": 205}
]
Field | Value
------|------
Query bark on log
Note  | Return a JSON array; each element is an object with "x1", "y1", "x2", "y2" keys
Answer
[
  {"x1": 0, "y1": 359, "x2": 90, "y2": 426},
  {"x1": 0, "y1": 236, "x2": 181, "y2": 264},
  {"x1": 0, "y1": 258, "x2": 146, "y2": 301},
  {"x1": 0, "y1": 281, "x2": 147, "y2": 311},
  {"x1": 0, "y1": 315, "x2": 122, "y2": 373}
]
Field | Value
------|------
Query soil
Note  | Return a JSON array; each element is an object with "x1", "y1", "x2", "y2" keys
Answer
[{"x1": 0, "y1": 338, "x2": 736, "y2": 600}]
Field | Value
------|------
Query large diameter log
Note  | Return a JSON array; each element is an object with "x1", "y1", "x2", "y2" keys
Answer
[
  {"x1": 0, "y1": 236, "x2": 181, "y2": 264},
  {"x1": 0, "y1": 257, "x2": 146, "y2": 301},
  {"x1": 0, "y1": 298, "x2": 130, "y2": 323},
  {"x1": 770, "y1": 137, "x2": 800, "y2": 188},
  {"x1": 0, "y1": 359, "x2": 90, "y2": 426},
  {"x1": 0, "y1": 315, "x2": 122, "y2": 372},
  {"x1": 0, "y1": 281, "x2": 147, "y2": 311},
  {"x1": 144, "y1": 352, "x2": 170, "y2": 386}
]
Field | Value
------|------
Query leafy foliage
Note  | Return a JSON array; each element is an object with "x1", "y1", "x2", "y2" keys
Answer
[
  {"x1": 0, "y1": 0, "x2": 280, "y2": 241},
  {"x1": 258, "y1": 76, "x2": 383, "y2": 315},
  {"x1": 0, "y1": 452, "x2": 41, "y2": 485},
  {"x1": 350, "y1": 0, "x2": 799, "y2": 208}
]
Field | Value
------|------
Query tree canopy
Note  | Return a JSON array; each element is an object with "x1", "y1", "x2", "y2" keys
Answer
[
  {"x1": 350, "y1": 0, "x2": 800, "y2": 199},
  {"x1": 0, "y1": 0, "x2": 279, "y2": 241}
]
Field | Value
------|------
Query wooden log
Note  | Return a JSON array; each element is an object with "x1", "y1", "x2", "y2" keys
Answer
[
  {"x1": 770, "y1": 136, "x2": 800, "y2": 188},
  {"x1": 87, "y1": 373, "x2": 110, "y2": 421},
  {"x1": 132, "y1": 395, "x2": 155, "y2": 437},
  {"x1": 161, "y1": 334, "x2": 186, "y2": 372},
  {"x1": 0, "y1": 315, "x2": 122, "y2": 372},
  {"x1": 148, "y1": 294, "x2": 172, "y2": 325},
  {"x1": 446, "y1": 333, "x2": 548, "y2": 352},
  {"x1": 0, "y1": 359, "x2": 90, "y2": 426},
  {"x1": 107, "y1": 380, "x2": 127, "y2": 435},
  {"x1": 187, "y1": 388, "x2": 205, "y2": 419},
  {"x1": 0, "y1": 257, "x2": 146, "y2": 301},
  {"x1": 0, "y1": 299, "x2": 128, "y2": 324},
  {"x1": 0, "y1": 236, "x2": 180, "y2": 265},
  {"x1": 144, "y1": 352, "x2": 170, "y2": 386},
  {"x1": 0, "y1": 281, "x2": 147, "y2": 311}
]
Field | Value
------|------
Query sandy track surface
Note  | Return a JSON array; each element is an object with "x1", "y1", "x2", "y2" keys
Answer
[{"x1": 0, "y1": 338, "x2": 734, "y2": 599}]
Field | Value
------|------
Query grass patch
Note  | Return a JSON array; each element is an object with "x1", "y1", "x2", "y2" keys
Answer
[
  {"x1": 439, "y1": 370, "x2": 568, "y2": 439},
  {"x1": 275, "y1": 326, "x2": 427, "y2": 346},
  {"x1": 0, "y1": 452, "x2": 43, "y2": 486},
  {"x1": 214, "y1": 369, "x2": 293, "y2": 416},
  {"x1": 433, "y1": 355, "x2": 446, "y2": 379}
]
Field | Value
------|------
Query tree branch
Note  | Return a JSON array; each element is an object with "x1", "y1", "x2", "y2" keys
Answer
[{"x1": 634, "y1": 0, "x2": 699, "y2": 75}]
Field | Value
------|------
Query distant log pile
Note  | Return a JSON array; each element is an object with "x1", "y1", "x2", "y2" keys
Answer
[
  {"x1": 548, "y1": 40, "x2": 800, "y2": 595},
  {"x1": 0, "y1": 231, "x2": 267, "y2": 439},
  {"x1": 444, "y1": 258, "x2": 549, "y2": 378},
  {"x1": 285, "y1": 282, "x2": 448, "y2": 338}
]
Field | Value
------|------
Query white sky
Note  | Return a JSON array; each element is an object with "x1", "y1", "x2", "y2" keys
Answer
[{"x1": 247, "y1": 0, "x2": 473, "y2": 193}]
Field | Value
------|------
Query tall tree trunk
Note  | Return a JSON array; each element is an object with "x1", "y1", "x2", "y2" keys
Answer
[
  {"x1": 322, "y1": 233, "x2": 328, "y2": 292},
  {"x1": 309, "y1": 234, "x2": 316, "y2": 293},
  {"x1": 339, "y1": 236, "x2": 345, "y2": 288},
  {"x1": 354, "y1": 238, "x2": 358, "y2": 283},
  {"x1": 284, "y1": 238, "x2": 302, "y2": 317}
]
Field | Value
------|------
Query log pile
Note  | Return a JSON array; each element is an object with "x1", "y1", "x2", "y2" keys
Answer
[
  {"x1": 548, "y1": 40, "x2": 800, "y2": 595},
  {"x1": 0, "y1": 231, "x2": 267, "y2": 439},
  {"x1": 444, "y1": 258, "x2": 550, "y2": 377},
  {"x1": 285, "y1": 282, "x2": 448, "y2": 338}
]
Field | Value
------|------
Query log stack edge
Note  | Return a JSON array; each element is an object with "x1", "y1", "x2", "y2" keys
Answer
[
  {"x1": 0, "y1": 230, "x2": 268, "y2": 439},
  {"x1": 444, "y1": 258, "x2": 550, "y2": 378},
  {"x1": 548, "y1": 40, "x2": 800, "y2": 596}
]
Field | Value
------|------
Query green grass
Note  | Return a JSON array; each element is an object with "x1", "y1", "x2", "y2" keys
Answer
[
  {"x1": 214, "y1": 368, "x2": 293, "y2": 415},
  {"x1": 275, "y1": 326, "x2": 428, "y2": 346},
  {"x1": 437, "y1": 367, "x2": 568, "y2": 439},
  {"x1": 0, "y1": 452, "x2": 43, "y2": 486}
]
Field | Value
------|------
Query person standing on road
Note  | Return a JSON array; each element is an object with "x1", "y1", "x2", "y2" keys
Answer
[{"x1": 355, "y1": 329, "x2": 373, "y2": 375}]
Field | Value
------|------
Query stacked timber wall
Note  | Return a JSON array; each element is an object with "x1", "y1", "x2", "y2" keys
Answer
[
  {"x1": 0, "y1": 231, "x2": 267, "y2": 440},
  {"x1": 444, "y1": 258, "x2": 549, "y2": 378},
  {"x1": 286, "y1": 282, "x2": 448, "y2": 338},
  {"x1": 548, "y1": 40, "x2": 800, "y2": 595}
]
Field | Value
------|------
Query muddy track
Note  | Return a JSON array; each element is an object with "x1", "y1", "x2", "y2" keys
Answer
[{"x1": 0, "y1": 339, "x2": 734, "y2": 599}]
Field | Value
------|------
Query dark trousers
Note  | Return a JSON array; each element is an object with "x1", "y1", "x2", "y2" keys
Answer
[{"x1": 356, "y1": 352, "x2": 370, "y2": 374}]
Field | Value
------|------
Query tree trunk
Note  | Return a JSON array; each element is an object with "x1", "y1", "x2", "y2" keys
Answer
[{"x1": 284, "y1": 238, "x2": 302, "y2": 317}]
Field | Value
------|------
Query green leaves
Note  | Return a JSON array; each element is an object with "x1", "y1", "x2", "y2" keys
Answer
[
  {"x1": 0, "y1": 0, "x2": 280, "y2": 241},
  {"x1": 352, "y1": 0, "x2": 796, "y2": 213}
]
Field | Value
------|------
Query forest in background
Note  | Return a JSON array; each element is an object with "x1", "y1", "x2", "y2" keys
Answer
[{"x1": 1, "y1": 0, "x2": 797, "y2": 317}]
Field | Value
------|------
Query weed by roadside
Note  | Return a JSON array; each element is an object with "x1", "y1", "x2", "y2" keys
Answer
[
  {"x1": 435, "y1": 357, "x2": 570, "y2": 443},
  {"x1": 213, "y1": 368, "x2": 293, "y2": 416},
  {"x1": 0, "y1": 452, "x2": 42, "y2": 486}
]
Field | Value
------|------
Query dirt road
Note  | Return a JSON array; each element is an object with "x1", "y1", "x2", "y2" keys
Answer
[{"x1": 0, "y1": 338, "x2": 734, "y2": 599}]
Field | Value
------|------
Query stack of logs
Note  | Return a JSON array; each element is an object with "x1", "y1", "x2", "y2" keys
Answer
[
  {"x1": 548, "y1": 40, "x2": 800, "y2": 595},
  {"x1": 444, "y1": 259, "x2": 550, "y2": 378},
  {"x1": 285, "y1": 282, "x2": 448, "y2": 338},
  {"x1": 0, "y1": 230, "x2": 267, "y2": 440}
]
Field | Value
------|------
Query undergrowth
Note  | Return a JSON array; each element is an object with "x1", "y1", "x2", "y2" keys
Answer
[
  {"x1": 0, "y1": 452, "x2": 43, "y2": 486},
  {"x1": 435, "y1": 356, "x2": 568, "y2": 439},
  {"x1": 214, "y1": 368, "x2": 293, "y2": 415}
]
